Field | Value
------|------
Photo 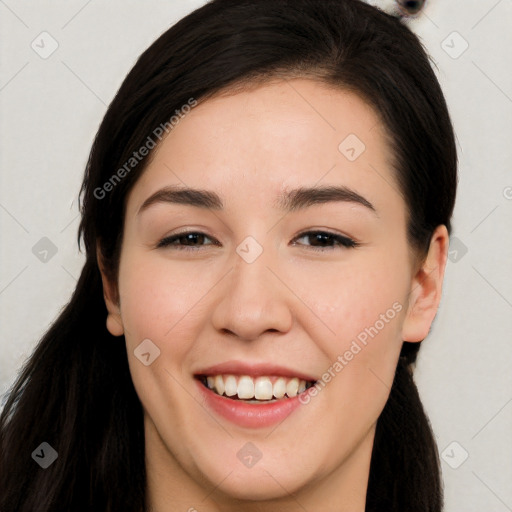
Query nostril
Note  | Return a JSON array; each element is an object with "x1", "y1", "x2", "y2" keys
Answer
[{"x1": 397, "y1": 0, "x2": 426, "y2": 15}]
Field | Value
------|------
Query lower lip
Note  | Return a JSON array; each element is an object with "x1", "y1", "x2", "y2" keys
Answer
[{"x1": 196, "y1": 379, "x2": 308, "y2": 429}]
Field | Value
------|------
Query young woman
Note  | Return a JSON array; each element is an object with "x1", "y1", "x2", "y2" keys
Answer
[{"x1": 0, "y1": 0, "x2": 457, "y2": 510}]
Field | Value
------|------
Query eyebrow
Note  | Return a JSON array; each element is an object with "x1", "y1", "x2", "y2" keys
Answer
[{"x1": 138, "y1": 184, "x2": 376, "y2": 215}]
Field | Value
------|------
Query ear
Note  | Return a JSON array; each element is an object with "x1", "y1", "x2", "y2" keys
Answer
[
  {"x1": 96, "y1": 245, "x2": 124, "y2": 337},
  {"x1": 402, "y1": 225, "x2": 449, "y2": 343}
]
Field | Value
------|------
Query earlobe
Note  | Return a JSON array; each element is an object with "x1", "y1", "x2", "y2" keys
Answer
[
  {"x1": 402, "y1": 225, "x2": 449, "y2": 343},
  {"x1": 96, "y1": 246, "x2": 124, "y2": 337}
]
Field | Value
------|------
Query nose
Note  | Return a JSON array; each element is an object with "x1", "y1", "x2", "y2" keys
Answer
[{"x1": 210, "y1": 248, "x2": 293, "y2": 341}]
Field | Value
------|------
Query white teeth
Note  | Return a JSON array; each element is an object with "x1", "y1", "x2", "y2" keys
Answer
[
  {"x1": 202, "y1": 374, "x2": 311, "y2": 401},
  {"x1": 254, "y1": 377, "x2": 273, "y2": 400},
  {"x1": 224, "y1": 375, "x2": 238, "y2": 396},
  {"x1": 286, "y1": 377, "x2": 299, "y2": 398},
  {"x1": 237, "y1": 376, "x2": 255, "y2": 399},
  {"x1": 214, "y1": 375, "x2": 225, "y2": 395},
  {"x1": 273, "y1": 377, "x2": 287, "y2": 399}
]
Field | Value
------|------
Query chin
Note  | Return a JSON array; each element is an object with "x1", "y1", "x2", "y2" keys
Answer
[{"x1": 210, "y1": 466, "x2": 307, "y2": 502}]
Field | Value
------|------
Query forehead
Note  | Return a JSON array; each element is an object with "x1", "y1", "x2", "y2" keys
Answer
[{"x1": 126, "y1": 78, "x2": 401, "y2": 216}]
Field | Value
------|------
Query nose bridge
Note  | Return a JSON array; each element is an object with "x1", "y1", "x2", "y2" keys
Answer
[
  {"x1": 233, "y1": 238, "x2": 275, "y2": 300},
  {"x1": 211, "y1": 236, "x2": 293, "y2": 339}
]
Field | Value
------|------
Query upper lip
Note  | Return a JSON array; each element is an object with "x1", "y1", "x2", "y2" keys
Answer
[{"x1": 194, "y1": 360, "x2": 318, "y2": 382}]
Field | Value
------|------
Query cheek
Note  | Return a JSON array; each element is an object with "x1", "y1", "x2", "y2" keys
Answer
[
  {"x1": 295, "y1": 247, "x2": 410, "y2": 424},
  {"x1": 117, "y1": 253, "x2": 208, "y2": 344},
  {"x1": 116, "y1": 249, "x2": 228, "y2": 408},
  {"x1": 116, "y1": 254, "x2": 211, "y2": 439},
  {"x1": 293, "y1": 247, "x2": 410, "y2": 353}
]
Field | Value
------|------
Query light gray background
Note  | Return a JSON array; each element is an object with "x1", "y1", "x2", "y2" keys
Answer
[{"x1": 1, "y1": 1, "x2": 511, "y2": 510}]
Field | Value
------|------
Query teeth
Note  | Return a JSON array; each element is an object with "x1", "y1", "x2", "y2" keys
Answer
[
  {"x1": 224, "y1": 375, "x2": 238, "y2": 397},
  {"x1": 214, "y1": 375, "x2": 225, "y2": 395},
  {"x1": 237, "y1": 376, "x2": 255, "y2": 399},
  {"x1": 201, "y1": 374, "x2": 313, "y2": 401},
  {"x1": 286, "y1": 377, "x2": 299, "y2": 398},
  {"x1": 254, "y1": 377, "x2": 273, "y2": 400},
  {"x1": 273, "y1": 377, "x2": 287, "y2": 399}
]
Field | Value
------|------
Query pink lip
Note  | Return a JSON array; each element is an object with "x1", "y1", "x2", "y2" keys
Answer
[
  {"x1": 193, "y1": 360, "x2": 318, "y2": 428},
  {"x1": 194, "y1": 360, "x2": 318, "y2": 382},
  {"x1": 195, "y1": 379, "x2": 313, "y2": 429}
]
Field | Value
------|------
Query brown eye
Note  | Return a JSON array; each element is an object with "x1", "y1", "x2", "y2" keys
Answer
[
  {"x1": 293, "y1": 231, "x2": 359, "y2": 251},
  {"x1": 176, "y1": 233, "x2": 207, "y2": 246},
  {"x1": 157, "y1": 231, "x2": 219, "y2": 250}
]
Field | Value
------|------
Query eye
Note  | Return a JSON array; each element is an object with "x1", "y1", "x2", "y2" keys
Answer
[
  {"x1": 157, "y1": 231, "x2": 219, "y2": 251},
  {"x1": 292, "y1": 230, "x2": 359, "y2": 251},
  {"x1": 156, "y1": 229, "x2": 358, "y2": 252}
]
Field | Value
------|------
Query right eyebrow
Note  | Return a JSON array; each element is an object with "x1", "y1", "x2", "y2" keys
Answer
[{"x1": 138, "y1": 186, "x2": 223, "y2": 215}]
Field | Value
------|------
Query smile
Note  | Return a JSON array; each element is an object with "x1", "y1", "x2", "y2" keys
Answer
[{"x1": 197, "y1": 374, "x2": 316, "y2": 402}]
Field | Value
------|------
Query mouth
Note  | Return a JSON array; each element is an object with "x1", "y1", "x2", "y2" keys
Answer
[{"x1": 196, "y1": 374, "x2": 317, "y2": 403}]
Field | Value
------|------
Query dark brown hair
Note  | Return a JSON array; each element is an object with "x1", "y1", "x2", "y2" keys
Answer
[{"x1": 1, "y1": 1, "x2": 457, "y2": 510}]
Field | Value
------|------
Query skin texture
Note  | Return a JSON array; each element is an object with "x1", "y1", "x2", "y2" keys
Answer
[{"x1": 98, "y1": 78, "x2": 448, "y2": 511}]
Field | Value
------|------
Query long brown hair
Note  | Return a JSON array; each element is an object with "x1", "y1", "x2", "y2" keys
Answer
[{"x1": 0, "y1": 1, "x2": 457, "y2": 510}]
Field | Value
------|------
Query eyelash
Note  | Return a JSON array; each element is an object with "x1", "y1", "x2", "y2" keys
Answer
[{"x1": 156, "y1": 230, "x2": 359, "y2": 252}]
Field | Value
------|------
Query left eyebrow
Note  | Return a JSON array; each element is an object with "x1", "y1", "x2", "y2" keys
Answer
[
  {"x1": 137, "y1": 184, "x2": 377, "y2": 215},
  {"x1": 276, "y1": 185, "x2": 377, "y2": 214}
]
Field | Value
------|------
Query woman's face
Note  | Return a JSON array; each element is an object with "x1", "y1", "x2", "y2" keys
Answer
[{"x1": 102, "y1": 79, "x2": 446, "y2": 508}]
